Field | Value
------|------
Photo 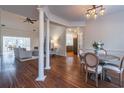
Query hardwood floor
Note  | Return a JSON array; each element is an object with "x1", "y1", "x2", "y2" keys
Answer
[
  {"x1": 0, "y1": 53, "x2": 123, "y2": 88},
  {"x1": 67, "y1": 51, "x2": 75, "y2": 56}
]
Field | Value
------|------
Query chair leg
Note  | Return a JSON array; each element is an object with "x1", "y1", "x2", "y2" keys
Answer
[
  {"x1": 96, "y1": 73, "x2": 98, "y2": 87},
  {"x1": 85, "y1": 70, "x2": 88, "y2": 83},
  {"x1": 102, "y1": 69, "x2": 104, "y2": 80},
  {"x1": 119, "y1": 73, "x2": 123, "y2": 87},
  {"x1": 100, "y1": 73, "x2": 103, "y2": 80},
  {"x1": 102, "y1": 69, "x2": 106, "y2": 80},
  {"x1": 81, "y1": 64, "x2": 85, "y2": 72},
  {"x1": 80, "y1": 64, "x2": 83, "y2": 71},
  {"x1": 83, "y1": 65, "x2": 86, "y2": 72}
]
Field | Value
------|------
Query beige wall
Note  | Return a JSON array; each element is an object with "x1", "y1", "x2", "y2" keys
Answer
[{"x1": 84, "y1": 11, "x2": 124, "y2": 56}]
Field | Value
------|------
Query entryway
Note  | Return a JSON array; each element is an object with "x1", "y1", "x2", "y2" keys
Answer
[
  {"x1": 66, "y1": 28, "x2": 78, "y2": 57},
  {"x1": 66, "y1": 27, "x2": 84, "y2": 57}
]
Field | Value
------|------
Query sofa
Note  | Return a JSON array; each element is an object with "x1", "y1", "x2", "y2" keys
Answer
[
  {"x1": 32, "y1": 47, "x2": 39, "y2": 56},
  {"x1": 32, "y1": 49, "x2": 39, "y2": 56},
  {"x1": 14, "y1": 48, "x2": 32, "y2": 59}
]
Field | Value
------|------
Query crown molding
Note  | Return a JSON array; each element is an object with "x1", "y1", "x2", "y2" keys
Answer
[{"x1": 44, "y1": 6, "x2": 86, "y2": 27}]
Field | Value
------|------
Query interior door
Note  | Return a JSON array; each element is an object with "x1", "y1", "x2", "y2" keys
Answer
[{"x1": 73, "y1": 37, "x2": 78, "y2": 55}]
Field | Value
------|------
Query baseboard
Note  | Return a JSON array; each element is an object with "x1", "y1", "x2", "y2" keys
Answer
[
  {"x1": 15, "y1": 56, "x2": 38, "y2": 62},
  {"x1": 55, "y1": 53, "x2": 66, "y2": 57}
]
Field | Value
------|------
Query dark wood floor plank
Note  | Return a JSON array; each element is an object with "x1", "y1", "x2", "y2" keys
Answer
[{"x1": 0, "y1": 54, "x2": 123, "y2": 88}]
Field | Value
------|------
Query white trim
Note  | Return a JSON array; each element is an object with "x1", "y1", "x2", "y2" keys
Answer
[
  {"x1": 36, "y1": 7, "x2": 46, "y2": 81},
  {"x1": 55, "y1": 53, "x2": 66, "y2": 57},
  {"x1": 0, "y1": 9, "x2": 3, "y2": 55},
  {"x1": 44, "y1": 6, "x2": 69, "y2": 26},
  {"x1": 45, "y1": 19, "x2": 51, "y2": 70}
]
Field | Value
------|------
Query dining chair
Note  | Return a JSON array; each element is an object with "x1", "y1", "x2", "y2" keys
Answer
[
  {"x1": 84, "y1": 52, "x2": 103, "y2": 87},
  {"x1": 103, "y1": 56, "x2": 124, "y2": 87},
  {"x1": 78, "y1": 49, "x2": 85, "y2": 71}
]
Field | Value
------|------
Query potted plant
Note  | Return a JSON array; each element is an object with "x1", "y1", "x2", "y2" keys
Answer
[{"x1": 92, "y1": 41, "x2": 104, "y2": 54}]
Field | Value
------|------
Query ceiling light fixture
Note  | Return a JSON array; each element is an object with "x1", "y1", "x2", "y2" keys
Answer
[{"x1": 85, "y1": 5, "x2": 105, "y2": 19}]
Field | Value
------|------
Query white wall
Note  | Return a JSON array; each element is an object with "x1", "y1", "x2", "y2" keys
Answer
[
  {"x1": 50, "y1": 23, "x2": 66, "y2": 56},
  {"x1": 84, "y1": 11, "x2": 124, "y2": 56},
  {"x1": 0, "y1": 9, "x2": 39, "y2": 54},
  {"x1": 77, "y1": 27, "x2": 84, "y2": 50}
]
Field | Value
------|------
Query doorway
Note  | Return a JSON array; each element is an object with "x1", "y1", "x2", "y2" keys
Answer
[{"x1": 66, "y1": 28, "x2": 78, "y2": 56}]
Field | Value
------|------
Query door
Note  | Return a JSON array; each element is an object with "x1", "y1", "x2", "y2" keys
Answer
[{"x1": 73, "y1": 37, "x2": 78, "y2": 55}]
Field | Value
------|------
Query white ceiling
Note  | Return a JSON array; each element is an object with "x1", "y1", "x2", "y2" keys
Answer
[
  {"x1": 0, "y1": 5, "x2": 124, "y2": 24},
  {"x1": 0, "y1": 5, "x2": 39, "y2": 19},
  {"x1": 48, "y1": 5, "x2": 91, "y2": 22},
  {"x1": 47, "y1": 5, "x2": 124, "y2": 22}
]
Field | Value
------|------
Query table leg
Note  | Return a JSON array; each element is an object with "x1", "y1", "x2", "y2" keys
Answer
[{"x1": 103, "y1": 69, "x2": 112, "y2": 82}]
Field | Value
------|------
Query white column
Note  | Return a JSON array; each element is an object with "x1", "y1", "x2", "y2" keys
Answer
[
  {"x1": 36, "y1": 7, "x2": 46, "y2": 81},
  {"x1": 0, "y1": 9, "x2": 2, "y2": 56},
  {"x1": 45, "y1": 19, "x2": 51, "y2": 69}
]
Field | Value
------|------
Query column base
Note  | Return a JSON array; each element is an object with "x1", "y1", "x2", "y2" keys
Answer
[
  {"x1": 35, "y1": 75, "x2": 46, "y2": 81},
  {"x1": 45, "y1": 66, "x2": 51, "y2": 70}
]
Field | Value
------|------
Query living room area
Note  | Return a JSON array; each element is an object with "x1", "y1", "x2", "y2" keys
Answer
[{"x1": 0, "y1": 6, "x2": 39, "y2": 60}]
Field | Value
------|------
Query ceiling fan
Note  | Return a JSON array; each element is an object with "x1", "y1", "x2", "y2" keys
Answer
[{"x1": 24, "y1": 17, "x2": 37, "y2": 24}]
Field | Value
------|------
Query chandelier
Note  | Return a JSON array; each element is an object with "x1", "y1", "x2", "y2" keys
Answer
[{"x1": 85, "y1": 5, "x2": 105, "y2": 19}]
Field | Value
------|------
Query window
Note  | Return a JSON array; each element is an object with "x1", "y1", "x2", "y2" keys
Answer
[
  {"x1": 66, "y1": 33, "x2": 73, "y2": 46},
  {"x1": 3, "y1": 36, "x2": 31, "y2": 53}
]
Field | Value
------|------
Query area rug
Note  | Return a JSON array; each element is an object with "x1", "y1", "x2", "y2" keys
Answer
[{"x1": 19, "y1": 56, "x2": 38, "y2": 62}]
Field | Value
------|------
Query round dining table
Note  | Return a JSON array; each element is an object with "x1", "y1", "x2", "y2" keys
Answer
[
  {"x1": 98, "y1": 54, "x2": 120, "y2": 62},
  {"x1": 97, "y1": 54, "x2": 120, "y2": 82}
]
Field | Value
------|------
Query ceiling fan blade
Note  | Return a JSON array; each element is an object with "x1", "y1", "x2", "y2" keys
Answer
[
  {"x1": 23, "y1": 17, "x2": 36, "y2": 24},
  {"x1": 30, "y1": 21, "x2": 34, "y2": 24},
  {"x1": 31, "y1": 20, "x2": 37, "y2": 21},
  {"x1": 24, "y1": 20, "x2": 27, "y2": 22}
]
